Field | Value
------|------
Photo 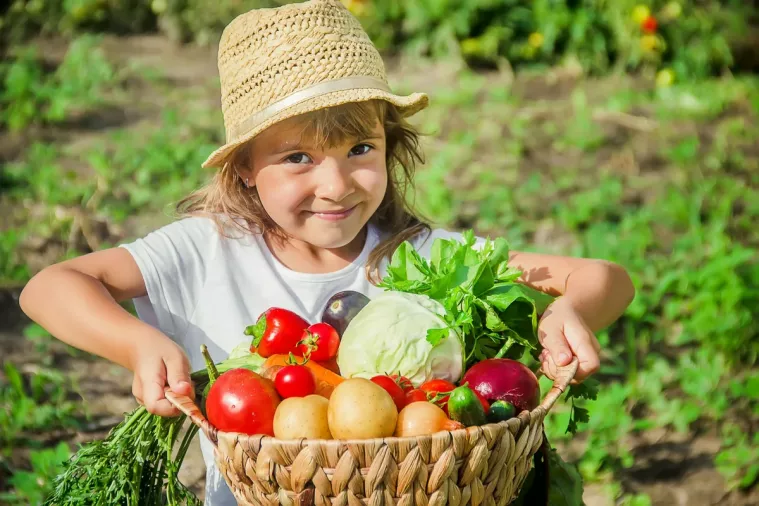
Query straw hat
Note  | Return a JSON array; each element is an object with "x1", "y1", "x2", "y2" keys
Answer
[{"x1": 202, "y1": 0, "x2": 429, "y2": 169}]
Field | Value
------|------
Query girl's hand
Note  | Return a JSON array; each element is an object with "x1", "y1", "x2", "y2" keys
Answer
[
  {"x1": 537, "y1": 296, "x2": 601, "y2": 383},
  {"x1": 131, "y1": 337, "x2": 194, "y2": 417}
]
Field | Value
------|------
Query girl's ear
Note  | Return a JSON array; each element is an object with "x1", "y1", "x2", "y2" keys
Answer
[
  {"x1": 230, "y1": 141, "x2": 255, "y2": 188},
  {"x1": 237, "y1": 171, "x2": 254, "y2": 188}
]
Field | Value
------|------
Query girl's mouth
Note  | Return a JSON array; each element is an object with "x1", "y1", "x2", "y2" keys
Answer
[{"x1": 310, "y1": 205, "x2": 357, "y2": 221}]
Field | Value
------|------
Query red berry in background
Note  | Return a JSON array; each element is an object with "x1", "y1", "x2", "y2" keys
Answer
[
  {"x1": 371, "y1": 375, "x2": 406, "y2": 412},
  {"x1": 274, "y1": 365, "x2": 316, "y2": 398},
  {"x1": 641, "y1": 15, "x2": 658, "y2": 34}
]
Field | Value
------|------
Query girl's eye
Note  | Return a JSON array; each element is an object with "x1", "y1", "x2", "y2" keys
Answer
[
  {"x1": 285, "y1": 153, "x2": 312, "y2": 164},
  {"x1": 349, "y1": 143, "x2": 373, "y2": 157}
]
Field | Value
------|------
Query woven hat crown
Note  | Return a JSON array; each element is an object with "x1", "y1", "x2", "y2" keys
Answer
[{"x1": 220, "y1": 0, "x2": 386, "y2": 138}]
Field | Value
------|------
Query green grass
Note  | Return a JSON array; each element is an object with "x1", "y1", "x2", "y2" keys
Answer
[{"x1": 1, "y1": 34, "x2": 758, "y2": 505}]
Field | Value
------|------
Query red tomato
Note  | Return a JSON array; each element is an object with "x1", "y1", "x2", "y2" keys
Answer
[
  {"x1": 299, "y1": 322, "x2": 340, "y2": 361},
  {"x1": 474, "y1": 390, "x2": 490, "y2": 415},
  {"x1": 274, "y1": 365, "x2": 316, "y2": 398},
  {"x1": 420, "y1": 379, "x2": 456, "y2": 407},
  {"x1": 371, "y1": 375, "x2": 406, "y2": 412},
  {"x1": 246, "y1": 308, "x2": 309, "y2": 357},
  {"x1": 641, "y1": 15, "x2": 658, "y2": 34},
  {"x1": 404, "y1": 388, "x2": 429, "y2": 405},
  {"x1": 206, "y1": 369, "x2": 280, "y2": 435},
  {"x1": 389, "y1": 374, "x2": 414, "y2": 393}
]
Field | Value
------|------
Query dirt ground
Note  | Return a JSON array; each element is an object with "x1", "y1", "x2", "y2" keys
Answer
[{"x1": 2, "y1": 34, "x2": 758, "y2": 506}]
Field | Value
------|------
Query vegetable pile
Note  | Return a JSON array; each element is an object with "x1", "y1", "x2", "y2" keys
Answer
[{"x1": 44, "y1": 231, "x2": 589, "y2": 506}]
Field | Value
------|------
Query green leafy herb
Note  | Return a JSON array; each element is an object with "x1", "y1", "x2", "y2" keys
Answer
[
  {"x1": 565, "y1": 379, "x2": 599, "y2": 435},
  {"x1": 379, "y1": 230, "x2": 555, "y2": 366}
]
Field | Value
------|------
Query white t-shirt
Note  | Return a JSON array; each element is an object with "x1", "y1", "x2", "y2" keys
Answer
[{"x1": 120, "y1": 215, "x2": 474, "y2": 506}]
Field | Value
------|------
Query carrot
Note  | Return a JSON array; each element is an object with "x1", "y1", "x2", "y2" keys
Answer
[{"x1": 263, "y1": 354, "x2": 344, "y2": 398}]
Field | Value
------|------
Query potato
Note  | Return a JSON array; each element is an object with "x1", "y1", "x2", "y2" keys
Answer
[
  {"x1": 273, "y1": 395, "x2": 332, "y2": 439},
  {"x1": 327, "y1": 378, "x2": 397, "y2": 439}
]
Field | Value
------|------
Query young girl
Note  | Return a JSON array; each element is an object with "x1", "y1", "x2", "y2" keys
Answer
[{"x1": 20, "y1": 0, "x2": 635, "y2": 503}]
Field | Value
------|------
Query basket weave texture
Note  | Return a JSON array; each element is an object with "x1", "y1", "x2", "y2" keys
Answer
[{"x1": 166, "y1": 358, "x2": 578, "y2": 506}]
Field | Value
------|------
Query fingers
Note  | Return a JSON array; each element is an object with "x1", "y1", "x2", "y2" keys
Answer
[
  {"x1": 539, "y1": 308, "x2": 601, "y2": 383},
  {"x1": 563, "y1": 318, "x2": 600, "y2": 381},
  {"x1": 538, "y1": 321, "x2": 573, "y2": 367},
  {"x1": 164, "y1": 354, "x2": 194, "y2": 399},
  {"x1": 133, "y1": 357, "x2": 183, "y2": 417}
]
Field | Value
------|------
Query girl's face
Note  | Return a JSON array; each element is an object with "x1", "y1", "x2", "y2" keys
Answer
[{"x1": 245, "y1": 117, "x2": 388, "y2": 251}]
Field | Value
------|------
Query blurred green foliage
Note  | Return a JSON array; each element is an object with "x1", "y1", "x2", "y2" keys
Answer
[
  {"x1": 359, "y1": 0, "x2": 753, "y2": 79},
  {"x1": 1, "y1": 0, "x2": 756, "y2": 79},
  {"x1": 0, "y1": 35, "x2": 116, "y2": 131},
  {"x1": 0, "y1": 0, "x2": 283, "y2": 46}
]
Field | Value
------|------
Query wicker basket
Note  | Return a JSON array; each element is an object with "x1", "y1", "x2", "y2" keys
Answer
[{"x1": 166, "y1": 358, "x2": 578, "y2": 506}]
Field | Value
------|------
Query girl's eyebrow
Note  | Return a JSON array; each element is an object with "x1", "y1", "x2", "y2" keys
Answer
[{"x1": 271, "y1": 141, "x2": 307, "y2": 155}]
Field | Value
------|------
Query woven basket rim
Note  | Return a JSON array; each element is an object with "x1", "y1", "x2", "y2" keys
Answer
[
  {"x1": 214, "y1": 409, "x2": 535, "y2": 444},
  {"x1": 165, "y1": 357, "x2": 578, "y2": 448}
]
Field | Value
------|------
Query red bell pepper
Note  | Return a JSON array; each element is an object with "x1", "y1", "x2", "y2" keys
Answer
[{"x1": 245, "y1": 308, "x2": 309, "y2": 357}]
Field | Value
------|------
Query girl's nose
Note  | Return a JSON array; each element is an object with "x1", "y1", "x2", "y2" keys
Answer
[{"x1": 315, "y1": 160, "x2": 354, "y2": 202}]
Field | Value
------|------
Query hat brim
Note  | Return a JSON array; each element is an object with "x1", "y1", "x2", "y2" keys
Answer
[{"x1": 201, "y1": 88, "x2": 429, "y2": 169}]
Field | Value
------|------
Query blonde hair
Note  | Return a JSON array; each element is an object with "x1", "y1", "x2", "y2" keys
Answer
[{"x1": 177, "y1": 99, "x2": 430, "y2": 283}]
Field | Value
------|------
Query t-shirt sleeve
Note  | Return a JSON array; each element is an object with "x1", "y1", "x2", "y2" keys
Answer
[{"x1": 119, "y1": 217, "x2": 216, "y2": 344}]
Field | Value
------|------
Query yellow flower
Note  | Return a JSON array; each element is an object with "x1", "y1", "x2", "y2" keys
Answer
[
  {"x1": 640, "y1": 34, "x2": 659, "y2": 52},
  {"x1": 632, "y1": 5, "x2": 651, "y2": 24},
  {"x1": 656, "y1": 69, "x2": 675, "y2": 87},
  {"x1": 528, "y1": 32, "x2": 544, "y2": 49}
]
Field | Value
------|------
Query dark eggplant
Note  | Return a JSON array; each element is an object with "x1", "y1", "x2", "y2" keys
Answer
[{"x1": 321, "y1": 290, "x2": 370, "y2": 336}]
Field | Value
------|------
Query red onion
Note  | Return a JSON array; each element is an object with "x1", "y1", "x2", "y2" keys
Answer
[{"x1": 461, "y1": 359, "x2": 540, "y2": 412}]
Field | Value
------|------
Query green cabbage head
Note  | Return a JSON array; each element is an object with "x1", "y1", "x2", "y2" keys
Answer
[{"x1": 336, "y1": 292, "x2": 465, "y2": 386}]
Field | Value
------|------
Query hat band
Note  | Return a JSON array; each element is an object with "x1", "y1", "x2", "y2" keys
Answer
[{"x1": 227, "y1": 76, "x2": 392, "y2": 142}]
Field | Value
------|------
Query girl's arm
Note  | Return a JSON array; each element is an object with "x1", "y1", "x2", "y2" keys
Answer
[
  {"x1": 19, "y1": 248, "x2": 193, "y2": 416},
  {"x1": 508, "y1": 251, "x2": 635, "y2": 380}
]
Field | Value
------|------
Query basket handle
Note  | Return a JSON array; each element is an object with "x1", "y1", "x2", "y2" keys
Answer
[
  {"x1": 164, "y1": 388, "x2": 218, "y2": 445},
  {"x1": 537, "y1": 356, "x2": 579, "y2": 413}
]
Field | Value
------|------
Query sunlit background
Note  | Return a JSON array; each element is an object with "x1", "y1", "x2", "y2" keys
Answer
[{"x1": 1, "y1": 1, "x2": 757, "y2": 505}]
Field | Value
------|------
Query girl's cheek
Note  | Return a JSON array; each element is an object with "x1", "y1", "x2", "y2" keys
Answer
[
  {"x1": 354, "y1": 162, "x2": 387, "y2": 193},
  {"x1": 261, "y1": 173, "x2": 310, "y2": 205}
]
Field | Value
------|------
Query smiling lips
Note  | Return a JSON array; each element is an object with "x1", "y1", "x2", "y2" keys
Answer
[{"x1": 309, "y1": 205, "x2": 357, "y2": 221}]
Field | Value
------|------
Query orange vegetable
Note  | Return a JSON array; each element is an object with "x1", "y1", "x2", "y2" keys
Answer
[{"x1": 263, "y1": 354, "x2": 344, "y2": 398}]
